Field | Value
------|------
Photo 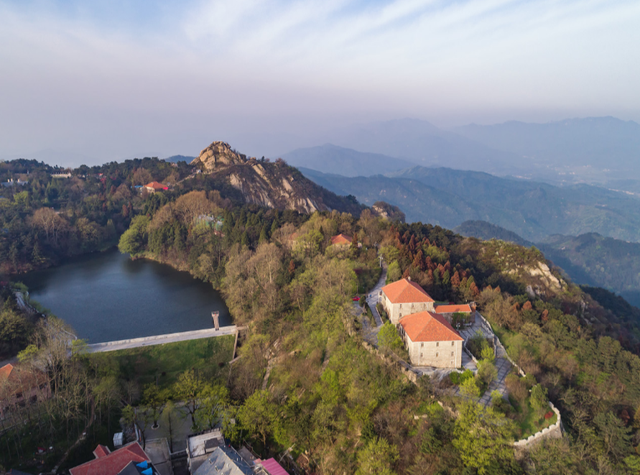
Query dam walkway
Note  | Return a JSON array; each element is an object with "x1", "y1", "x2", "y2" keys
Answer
[{"x1": 86, "y1": 325, "x2": 246, "y2": 353}]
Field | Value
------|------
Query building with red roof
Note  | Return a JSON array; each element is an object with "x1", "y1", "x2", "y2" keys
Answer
[
  {"x1": 330, "y1": 234, "x2": 353, "y2": 246},
  {"x1": 69, "y1": 441, "x2": 152, "y2": 475},
  {"x1": 380, "y1": 278, "x2": 435, "y2": 324},
  {"x1": 0, "y1": 363, "x2": 51, "y2": 418},
  {"x1": 434, "y1": 303, "x2": 477, "y2": 327},
  {"x1": 398, "y1": 311, "x2": 464, "y2": 368},
  {"x1": 144, "y1": 182, "x2": 168, "y2": 193}
]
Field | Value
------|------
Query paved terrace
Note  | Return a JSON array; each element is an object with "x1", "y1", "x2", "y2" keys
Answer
[
  {"x1": 459, "y1": 317, "x2": 511, "y2": 406},
  {"x1": 86, "y1": 326, "x2": 244, "y2": 353}
]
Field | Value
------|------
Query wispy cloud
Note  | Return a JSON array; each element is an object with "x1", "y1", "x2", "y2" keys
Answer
[{"x1": 0, "y1": 0, "x2": 639, "y2": 162}]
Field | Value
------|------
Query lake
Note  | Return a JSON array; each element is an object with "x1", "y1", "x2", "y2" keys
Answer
[{"x1": 17, "y1": 249, "x2": 230, "y2": 343}]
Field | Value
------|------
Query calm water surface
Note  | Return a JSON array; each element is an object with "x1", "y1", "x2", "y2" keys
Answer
[{"x1": 18, "y1": 249, "x2": 230, "y2": 343}]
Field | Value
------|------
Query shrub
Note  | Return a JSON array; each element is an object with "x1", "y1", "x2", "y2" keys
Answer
[
  {"x1": 477, "y1": 360, "x2": 498, "y2": 386},
  {"x1": 460, "y1": 377, "x2": 481, "y2": 398},
  {"x1": 450, "y1": 369, "x2": 474, "y2": 385}
]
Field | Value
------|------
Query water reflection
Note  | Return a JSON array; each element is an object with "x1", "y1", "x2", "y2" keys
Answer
[{"x1": 18, "y1": 249, "x2": 230, "y2": 343}]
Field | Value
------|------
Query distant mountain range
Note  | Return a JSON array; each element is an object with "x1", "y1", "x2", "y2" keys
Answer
[
  {"x1": 164, "y1": 155, "x2": 195, "y2": 163},
  {"x1": 308, "y1": 116, "x2": 640, "y2": 186},
  {"x1": 299, "y1": 165, "x2": 640, "y2": 243},
  {"x1": 455, "y1": 220, "x2": 640, "y2": 308},
  {"x1": 282, "y1": 144, "x2": 414, "y2": 177},
  {"x1": 454, "y1": 117, "x2": 640, "y2": 176}
]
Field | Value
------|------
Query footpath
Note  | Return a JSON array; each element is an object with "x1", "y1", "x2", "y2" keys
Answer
[{"x1": 360, "y1": 265, "x2": 387, "y2": 345}]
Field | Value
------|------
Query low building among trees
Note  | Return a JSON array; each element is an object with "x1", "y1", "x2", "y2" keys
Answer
[
  {"x1": 397, "y1": 311, "x2": 464, "y2": 368},
  {"x1": 143, "y1": 181, "x2": 169, "y2": 193},
  {"x1": 434, "y1": 303, "x2": 476, "y2": 326},
  {"x1": 380, "y1": 277, "x2": 435, "y2": 324},
  {"x1": 69, "y1": 441, "x2": 154, "y2": 475},
  {"x1": 330, "y1": 233, "x2": 353, "y2": 246},
  {"x1": 0, "y1": 363, "x2": 51, "y2": 418}
]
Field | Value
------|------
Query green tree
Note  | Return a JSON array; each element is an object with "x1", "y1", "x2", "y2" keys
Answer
[
  {"x1": 174, "y1": 369, "x2": 204, "y2": 428},
  {"x1": 143, "y1": 384, "x2": 168, "y2": 429},
  {"x1": 356, "y1": 437, "x2": 398, "y2": 475},
  {"x1": 460, "y1": 376, "x2": 481, "y2": 398},
  {"x1": 196, "y1": 384, "x2": 229, "y2": 430},
  {"x1": 530, "y1": 384, "x2": 549, "y2": 418},
  {"x1": 386, "y1": 261, "x2": 401, "y2": 283},
  {"x1": 477, "y1": 359, "x2": 498, "y2": 386},
  {"x1": 453, "y1": 403, "x2": 519, "y2": 474},
  {"x1": 377, "y1": 323, "x2": 404, "y2": 353},
  {"x1": 237, "y1": 389, "x2": 277, "y2": 448},
  {"x1": 481, "y1": 345, "x2": 495, "y2": 362},
  {"x1": 594, "y1": 411, "x2": 633, "y2": 462},
  {"x1": 118, "y1": 215, "x2": 150, "y2": 256}
]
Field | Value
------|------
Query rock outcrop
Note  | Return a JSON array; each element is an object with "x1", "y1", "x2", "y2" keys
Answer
[
  {"x1": 191, "y1": 141, "x2": 246, "y2": 171},
  {"x1": 189, "y1": 141, "x2": 366, "y2": 216}
]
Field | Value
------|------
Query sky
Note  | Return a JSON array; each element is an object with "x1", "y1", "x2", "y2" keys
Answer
[{"x1": 1, "y1": 0, "x2": 639, "y2": 165}]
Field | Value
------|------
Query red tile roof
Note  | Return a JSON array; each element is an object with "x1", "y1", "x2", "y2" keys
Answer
[
  {"x1": 93, "y1": 444, "x2": 111, "y2": 458},
  {"x1": 0, "y1": 363, "x2": 14, "y2": 381},
  {"x1": 434, "y1": 304, "x2": 472, "y2": 314},
  {"x1": 69, "y1": 442, "x2": 149, "y2": 475},
  {"x1": 145, "y1": 181, "x2": 167, "y2": 190},
  {"x1": 399, "y1": 311, "x2": 463, "y2": 342},
  {"x1": 381, "y1": 278, "x2": 434, "y2": 304},
  {"x1": 331, "y1": 234, "x2": 353, "y2": 245},
  {"x1": 257, "y1": 458, "x2": 289, "y2": 475}
]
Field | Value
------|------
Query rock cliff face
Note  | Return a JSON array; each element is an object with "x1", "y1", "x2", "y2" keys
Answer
[
  {"x1": 190, "y1": 141, "x2": 366, "y2": 215},
  {"x1": 192, "y1": 141, "x2": 246, "y2": 171}
]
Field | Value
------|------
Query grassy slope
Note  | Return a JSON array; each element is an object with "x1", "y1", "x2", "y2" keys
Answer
[{"x1": 94, "y1": 335, "x2": 236, "y2": 389}]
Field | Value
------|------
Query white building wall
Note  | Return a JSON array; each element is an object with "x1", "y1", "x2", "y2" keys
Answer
[
  {"x1": 380, "y1": 292, "x2": 434, "y2": 324},
  {"x1": 402, "y1": 335, "x2": 462, "y2": 368}
]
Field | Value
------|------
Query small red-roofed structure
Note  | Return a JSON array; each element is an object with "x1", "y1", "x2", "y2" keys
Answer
[
  {"x1": 398, "y1": 311, "x2": 463, "y2": 368},
  {"x1": 330, "y1": 234, "x2": 353, "y2": 246},
  {"x1": 144, "y1": 181, "x2": 168, "y2": 192},
  {"x1": 256, "y1": 457, "x2": 289, "y2": 475}
]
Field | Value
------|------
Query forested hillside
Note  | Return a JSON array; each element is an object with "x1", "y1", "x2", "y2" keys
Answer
[
  {"x1": 5, "y1": 155, "x2": 640, "y2": 474},
  {"x1": 455, "y1": 220, "x2": 640, "y2": 308},
  {"x1": 299, "y1": 166, "x2": 640, "y2": 242}
]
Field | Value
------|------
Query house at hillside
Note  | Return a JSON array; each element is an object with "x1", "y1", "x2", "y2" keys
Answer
[
  {"x1": 434, "y1": 303, "x2": 476, "y2": 327},
  {"x1": 380, "y1": 278, "x2": 435, "y2": 324},
  {"x1": 187, "y1": 428, "x2": 225, "y2": 473},
  {"x1": 398, "y1": 311, "x2": 464, "y2": 368},
  {"x1": 0, "y1": 363, "x2": 50, "y2": 418},
  {"x1": 143, "y1": 181, "x2": 169, "y2": 193},
  {"x1": 69, "y1": 442, "x2": 156, "y2": 475},
  {"x1": 330, "y1": 234, "x2": 353, "y2": 246},
  {"x1": 1, "y1": 178, "x2": 28, "y2": 187},
  {"x1": 193, "y1": 445, "x2": 256, "y2": 475}
]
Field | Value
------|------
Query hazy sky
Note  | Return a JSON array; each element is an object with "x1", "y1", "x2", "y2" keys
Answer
[{"x1": 1, "y1": 0, "x2": 639, "y2": 165}]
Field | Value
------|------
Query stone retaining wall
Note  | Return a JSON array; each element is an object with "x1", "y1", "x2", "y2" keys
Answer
[
  {"x1": 475, "y1": 312, "x2": 563, "y2": 448},
  {"x1": 513, "y1": 401, "x2": 563, "y2": 448}
]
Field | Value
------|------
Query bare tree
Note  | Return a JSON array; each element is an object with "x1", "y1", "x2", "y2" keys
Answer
[{"x1": 30, "y1": 208, "x2": 68, "y2": 246}]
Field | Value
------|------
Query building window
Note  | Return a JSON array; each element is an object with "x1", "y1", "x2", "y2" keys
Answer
[
  {"x1": 436, "y1": 342, "x2": 439, "y2": 347},
  {"x1": 436, "y1": 352, "x2": 439, "y2": 357},
  {"x1": 451, "y1": 341, "x2": 454, "y2": 346},
  {"x1": 421, "y1": 343, "x2": 424, "y2": 348},
  {"x1": 420, "y1": 353, "x2": 423, "y2": 358},
  {"x1": 451, "y1": 352, "x2": 454, "y2": 356}
]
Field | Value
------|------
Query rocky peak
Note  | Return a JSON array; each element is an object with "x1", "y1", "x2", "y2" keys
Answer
[{"x1": 191, "y1": 141, "x2": 247, "y2": 172}]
